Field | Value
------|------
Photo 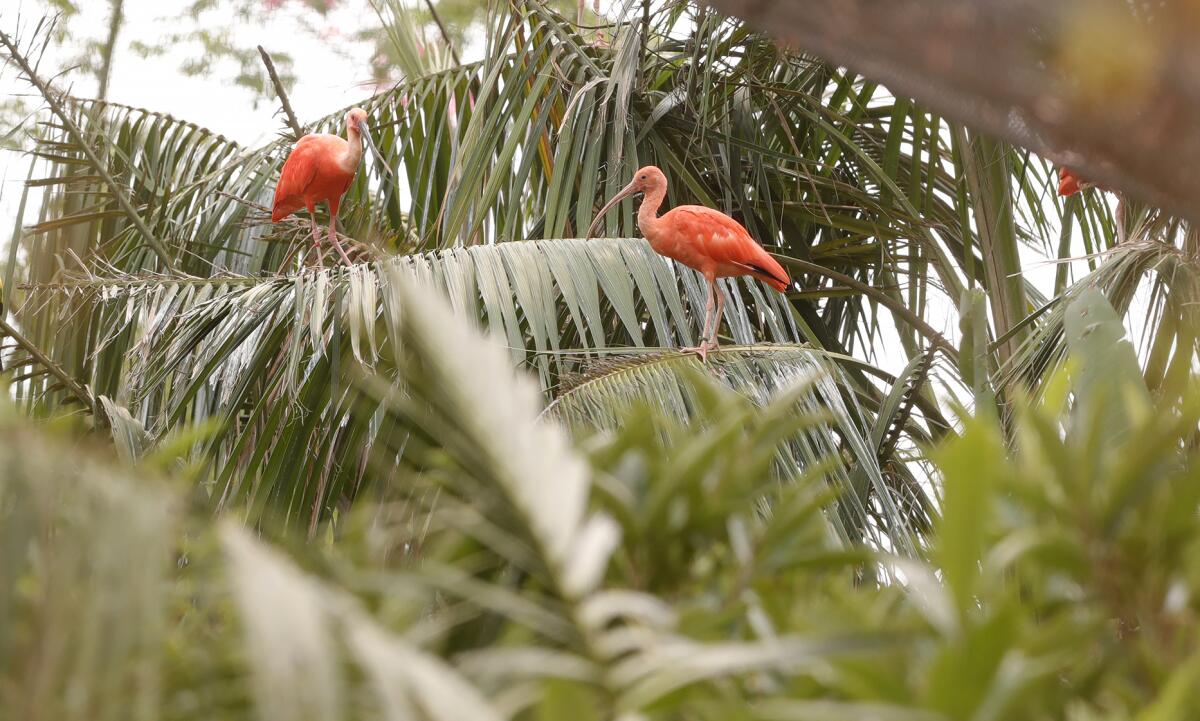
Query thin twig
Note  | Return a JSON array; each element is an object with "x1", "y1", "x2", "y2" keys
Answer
[
  {"x1": 0, "y1": 25, "x2": 179, "y2": 272},
  {"x1": 257, "y1": 45, "x2": 304, "y2": 138},
  {"x1": 423, "y1": 0, "x2": 461, "y2": 66}
]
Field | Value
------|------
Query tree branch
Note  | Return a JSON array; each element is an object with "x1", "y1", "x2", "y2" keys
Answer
[
  {"x1": 257, "y1": 45, "x2": 304, "y2": 139},
  {"x1": 423, "y1": 0, "x2": 461, "y2": 66},
  {"x1": 705, "y1": 0, "x2": 1200, "y2": 224}
]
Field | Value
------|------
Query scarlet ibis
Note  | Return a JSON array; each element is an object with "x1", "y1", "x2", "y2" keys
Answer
[
  {"x1": 587, "y1": 166, "x2": 791, "y2": 361},
  {"x1": 1059, "y1": 166, "x2": 1129, "y2": 244},
  {"x1": 1057, "y1": 167, "x2": 1094, "y2": 197},
  {"x1": 271, "y1": 107, "x2": 390, "y2": 266}
]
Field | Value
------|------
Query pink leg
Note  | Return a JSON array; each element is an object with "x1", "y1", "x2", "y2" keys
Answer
[
  {"x1": 708, "y1": 282, "x2": 724, "y2": 353},
  {"x1": 681, "y1": 277, "x2": 718, "y2": 362},
  {"x1": 327, "y1": 213, "x2": 354, "y2": 267},
  {"x1": 309, "y1": 216, "x2": 326, "y2": 267}
]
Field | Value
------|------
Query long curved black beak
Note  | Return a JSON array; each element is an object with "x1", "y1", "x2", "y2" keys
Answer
[
  {"x1": 359, "y1": 120, "x2": 393, "y2": 177},
  {"x1": 585, "y1": 181, "x2": 639, "y2": 239}
]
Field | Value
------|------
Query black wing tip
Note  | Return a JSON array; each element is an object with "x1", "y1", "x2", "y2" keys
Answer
[{"x1": 743, "y1": 263, "x2": 790, "y2": 288}]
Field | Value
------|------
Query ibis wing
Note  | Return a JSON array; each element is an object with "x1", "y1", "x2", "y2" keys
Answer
[
  {"x1": 271, "y1": 138, "x2": 321, "y2": 221},
  {"x1": 670, "y1": 206, "x2": 791, "y2": 291}
]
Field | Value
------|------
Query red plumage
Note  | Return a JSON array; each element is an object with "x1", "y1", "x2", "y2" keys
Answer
[
  {"x1": 1058, "y1": 167, "x2": 1084, "y2": 197},
  {"x1": 270, "y1": 107, "x2": 386, "y2": 266},
  {"x1": 272, "y1": 135, "x2": 357, "y2": 222},
  {"x1": 656, "y1": 206, "x2": 791, "y2": 293},
  {"x1": 586, "y1": 165, "x2": 791, "y2": 360}
]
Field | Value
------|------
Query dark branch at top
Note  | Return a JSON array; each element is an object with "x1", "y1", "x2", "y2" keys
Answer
[
  {"x1": 257, "y1": 44, "x2": 304, "y2": 140},
  {"x1": 706, "y1": 0, "x2": 1200, "y2": 224}
]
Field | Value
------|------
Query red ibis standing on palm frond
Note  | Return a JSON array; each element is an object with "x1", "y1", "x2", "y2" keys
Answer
[
  {"x1": 271, "y1": 107, "x2": 391, "y2": 266},
  {"x1": 587, "y1": 166, "x2": 791, "y2": 361}
]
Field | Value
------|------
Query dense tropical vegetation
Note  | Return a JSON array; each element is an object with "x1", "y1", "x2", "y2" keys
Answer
[{"x1": 2, "y1": 0, "x2": 1198, "y2": 718}]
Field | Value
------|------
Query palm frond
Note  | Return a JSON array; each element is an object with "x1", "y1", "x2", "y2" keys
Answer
[
  {"x1": 23, "y1": 96, "x2": 275, "y2": 277},
  {"x1": 1000, "y1": 236, "x2": 1200, "y2": 401},
  {"x1": 959, "y1": 131, "x2": 1028, "y2": 367},
  {"x1": 16, "y1": 238, "x2": 795, "y2": 527},
  {"x1": 546, "y1": 345, "x2": 932, "y2": 551},
  {"x1": 0, "y1": 312, "x2": 94, "y2": 413},
  {"x1": 16, "y1": 0, "x2": 1141, "y2": 409},
  {"x1": 0, "y1": 24, "x2": 177, "y2": 270},
  {"x1": 0, "y1": 403, "x2": 174, "y2": 721}
]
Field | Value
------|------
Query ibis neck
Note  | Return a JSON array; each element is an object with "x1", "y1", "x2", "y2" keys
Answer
[
  {"x1": 342, "y1": 125, "x2": 363, "y2": 172},
  {"x1": 636, "y1": 184, "x2": 667, "y2": 237}
]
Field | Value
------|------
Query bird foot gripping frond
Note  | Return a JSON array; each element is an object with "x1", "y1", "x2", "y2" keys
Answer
[
  {"x1": 679, "y1": 339, "x2": 719, "y2": 363},
  {"x1": 275, "y1": 229, "x2": 374, "y2": 272}
]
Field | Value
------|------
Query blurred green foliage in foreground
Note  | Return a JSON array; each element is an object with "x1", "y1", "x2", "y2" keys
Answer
[{"x1": 2, "y1": 279, "x2": 1198, "y2": 721}]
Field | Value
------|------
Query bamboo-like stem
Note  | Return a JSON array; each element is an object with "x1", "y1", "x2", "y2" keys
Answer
[
  {"x1": 0, "y1": 27, "x2": 179, "y2": 272},
  {"x1": 96, "y1": 0, "x2": 125, "y2": 100}
]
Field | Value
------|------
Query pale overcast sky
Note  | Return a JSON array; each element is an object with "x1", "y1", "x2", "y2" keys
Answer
[
  {"x1": 1, "y1": 0, "x2": 404, "y2": 236},
  {"x1": 5, "y1": 0, "x2": 382, "y2": 141},
  {"x1": 0, "y1": 1, "x2": 613, "y2": 242}
]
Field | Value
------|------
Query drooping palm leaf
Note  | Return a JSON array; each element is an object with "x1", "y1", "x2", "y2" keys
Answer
[
  {"x1": 13, "y1": 0, "x2": 1192, "y2": 543},
  {"x1": 22, "y1": 97, "x2": 275, "y2": 276},
  {"x1": 18, "y1": 238, "x2": 800, "y2": 527},
  {"x1": 546, "y1": 345, "x2": 934, "y2": 551},
  {"x1": 1000, "y1": 232, "x2": 1200, "y2": 401},
  {"x1": 13, "y1": 0, "x2": 1122, "y2": 392}
]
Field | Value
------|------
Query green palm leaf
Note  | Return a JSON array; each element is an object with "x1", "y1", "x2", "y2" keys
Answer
[
  {"x1": 15, "y1": 0, "x2": 1137, "y2": 407},
  {"x1": 18, "y1": 238, "x2": 799, "y2": 527},
  {"x1": 547, "y1": 345, "x2": 932, "y2": 552}
]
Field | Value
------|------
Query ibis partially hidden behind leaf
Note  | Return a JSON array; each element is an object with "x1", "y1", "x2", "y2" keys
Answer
[
  {"x1": 587, "y1": 166, "x2": 791, "y2": 361},
  {"x1": 271, "y1": 107, "x2": 391, "y2": 266},
  {"x1": 1058, "y1": 166, "x2": 1127, "y2": 243},
  {"x1": 1058, "y1": 167, "x2": 1103, "y2": 197}
]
